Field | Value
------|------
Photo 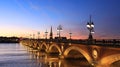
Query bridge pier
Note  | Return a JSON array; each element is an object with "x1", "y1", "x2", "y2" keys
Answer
[
  {"x1": 59, "y1": 43, "x2": 65, "y2": 59},
  {"x1": 59, "y1": 55, "x2": 64, "y2": 59}
]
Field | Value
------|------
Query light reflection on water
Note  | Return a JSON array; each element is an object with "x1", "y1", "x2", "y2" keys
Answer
[{"x1": 0, "y1": 43, "x2": 90, "y2": 67}]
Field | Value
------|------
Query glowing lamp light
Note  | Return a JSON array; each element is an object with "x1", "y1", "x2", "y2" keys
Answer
[
  {"x1": 87, "y1": 23, "x2": 90, "y2": 28},
  {"x1": 57, "y1": 25, "x2": 62, "y2": 31},
  {"x1": 91, "y1": 29, "x2": 95, "y2": 33},
  {"x1": 57, "y1": 25, "x2": 63, "y2": 38},
  {"x1": 87, "y1": 25, "x2": 90, "y2": 28},
  {"x1": 91, "y1": 31, "x2": 95, "y2": 34},
  {"x1": 57, "y1": 30, "x2": 63, "y2": 31},
  {"x1": 91, "y1": 22, "x2": 94, "y2": 27}
]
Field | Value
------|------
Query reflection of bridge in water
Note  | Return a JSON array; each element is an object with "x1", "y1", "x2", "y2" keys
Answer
[{"x1": 20, "y1": 39, "x2": 120, "y2": 67}]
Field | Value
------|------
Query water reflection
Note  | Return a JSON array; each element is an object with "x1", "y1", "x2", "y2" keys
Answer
[
  {"x1": 0, "y1": 43, "x2": 91, "y2": 67},
  {"x1": 27, "y1": 47, "x2": 91, "y2": 67}
]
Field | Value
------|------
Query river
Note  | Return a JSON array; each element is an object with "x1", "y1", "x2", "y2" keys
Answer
[{"x1": 0, "y1": 43, "x2": 90, "y2": 67}]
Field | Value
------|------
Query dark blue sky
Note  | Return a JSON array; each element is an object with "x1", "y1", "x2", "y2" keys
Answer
[{"x1": 0, "y1": 0, "x2": 119, "y2": 39}]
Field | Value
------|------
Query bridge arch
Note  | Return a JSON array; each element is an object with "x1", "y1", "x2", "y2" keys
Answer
[
  {"x1": 32, "y1": 43, "x2": 36, "y2": 48},
  {"x1": 64, "y1": 46, "x2": 92, "y2": 63},
  {"x1": 41, "y1": 42, "x2": 48, "y2": 48},
  {"x1": 33, "y1": 43, "x2": 37, "y2": 47},
  {"x1": 48, "y1": 44, "x2": 62, "y2": 55},
  {"x1": 100, "y1": 54, "x2": 120, "y2": 67},
  {"x1": 40, "y1": 42, "x2": 48, "y2": 51},
  {"x1": 36, "y1": 43, "x2": 40, "y2": 49}
]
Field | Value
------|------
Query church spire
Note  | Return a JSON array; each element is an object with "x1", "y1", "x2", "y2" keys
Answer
[{"x1": 50, "y1": 26, "x2": 53, "y2": 39}]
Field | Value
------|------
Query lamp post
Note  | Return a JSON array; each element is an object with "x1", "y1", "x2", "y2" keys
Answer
[
  {"x1": 57, "y1": 25, "x2": 62, "y2": 39},
  {"x1": 45, "y1": 30, "x2": 48, "y2": 39},
  {"x1": 69, "y1": 32, "x2": 72, "y2": 40},
  {"x1": 37, "y1": 32, "x2": 40, "y2": 39},
  {"x1": 69, "y1": 31, "x2": 72, "y2": 45},
  {"x1": 33, "y1": 34, "x2": 35, "y2": 39},
  {"x1": 29, "y1": 34, "x2": 32, "y2": 39},
  {"x1": 86, "y1": 16, "x2": 95, "y2": 41}
]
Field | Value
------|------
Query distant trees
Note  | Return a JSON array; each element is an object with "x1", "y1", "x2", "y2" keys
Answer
[{"x1": 0, "y1": 37, "x2": 19, "y2": 43}]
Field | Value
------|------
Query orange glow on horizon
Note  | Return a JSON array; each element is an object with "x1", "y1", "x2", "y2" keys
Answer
[{"x1": 0, "y1": 26, "x2": 119, "y2": 39}]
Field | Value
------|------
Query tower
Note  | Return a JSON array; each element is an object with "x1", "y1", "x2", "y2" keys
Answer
[{"x1": 50, "y1": 26, "x2": 53, "y2": 39}]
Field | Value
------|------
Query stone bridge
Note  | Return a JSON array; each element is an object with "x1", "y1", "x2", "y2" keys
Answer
[{"x1": 20, "y1": 39, "x2": 120, "y2": 67}]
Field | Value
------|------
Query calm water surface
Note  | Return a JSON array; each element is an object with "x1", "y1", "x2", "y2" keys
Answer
[{"x1": 0, "y1": 43, "x2": 90, "y2": 67}]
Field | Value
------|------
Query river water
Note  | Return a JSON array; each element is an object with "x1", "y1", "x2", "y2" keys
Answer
[{"x1": 0, "y1": 43, "x2": 90, "y2": 67}]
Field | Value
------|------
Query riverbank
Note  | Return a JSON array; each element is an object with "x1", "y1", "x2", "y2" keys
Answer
[{"x1": 0, "y1": 37, "x2": 19, "y2": 43}]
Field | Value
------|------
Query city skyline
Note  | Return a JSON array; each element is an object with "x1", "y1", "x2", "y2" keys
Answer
[{"x1": 0, "y1": 0, "x2": 120, "y2": 39}]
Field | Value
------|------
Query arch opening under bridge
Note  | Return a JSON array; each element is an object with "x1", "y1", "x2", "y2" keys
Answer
[
  {"x1": 48, "y1": 44, "x2": 62, "y2": 55},
  {"x1": 64, "y1": 46, "x2": 92, "y2": 63},
  {"x1": 40, "y1": 42, "x2": 48, "y2": 52}
]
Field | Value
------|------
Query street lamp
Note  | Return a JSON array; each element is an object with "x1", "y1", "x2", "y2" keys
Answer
[
  {"x1": 69, "y1": 31, "x2": 72, "y2": 45},
  {"x1": 33, "y1": 34, "x2": 35, "y2": 39},
  {"x1": 45, "y1": 30, "x2": 48, "y2": 39},
  {"x1": 69, "y1": 32, "x2": 72, "y2": 40},
  {"x1": 86, "y1": 15, "x2": 95, "y2": 40},
  {"x1": 37, "y1": 32, "x2": 40, "y2": 39},
  {"x1": 29, "y1": 34, "x2": 32, "y2": 39},
  {"x1": 57, "y1": 25, "x2": 63, "y2": 39}
]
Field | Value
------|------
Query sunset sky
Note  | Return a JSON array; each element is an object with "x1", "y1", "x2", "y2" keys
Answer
[{"x1": 0, "y1": 0, "x2": 120, "y2": 39}]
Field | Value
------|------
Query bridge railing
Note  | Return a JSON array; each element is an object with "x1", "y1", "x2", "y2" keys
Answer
[
  {"x1": 20, "y1": 38, "x2": 120, "y2": 47},
  {"x1": 93, "y1": 39, "x2": 120, "y2": 46}
]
